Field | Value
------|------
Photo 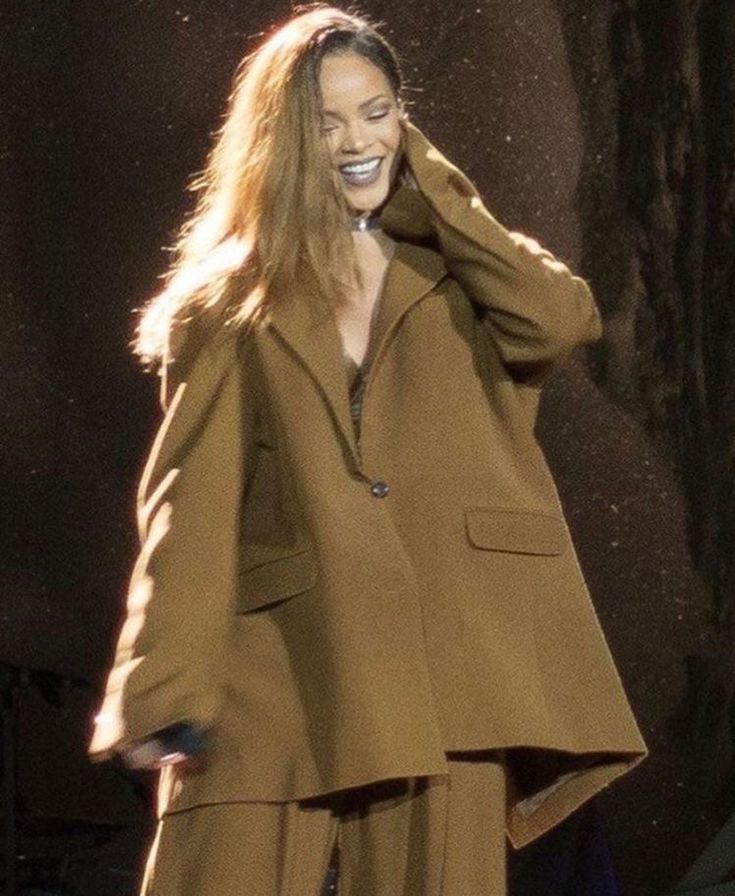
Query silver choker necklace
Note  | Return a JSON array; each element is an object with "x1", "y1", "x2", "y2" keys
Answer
[{"x1": 351, "y1": 211, "x2": 381, "y2": 232}]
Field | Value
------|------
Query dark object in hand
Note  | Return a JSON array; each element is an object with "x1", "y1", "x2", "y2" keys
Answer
[{"x1": 120, "y1": 721, "x2": 209, "y2": 770}]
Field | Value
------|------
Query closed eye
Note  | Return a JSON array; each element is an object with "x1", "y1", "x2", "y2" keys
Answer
[{"x1": 320, "y1": 109, "x2": 391, "y2": 134}]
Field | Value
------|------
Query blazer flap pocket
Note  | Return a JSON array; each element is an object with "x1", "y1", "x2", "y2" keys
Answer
[
  {"x1": 465, "y1": 507, "x2": 566, "y2": 556},
  {"x1": 237, "y1": 549, "x2": 317, "y2": 613}
]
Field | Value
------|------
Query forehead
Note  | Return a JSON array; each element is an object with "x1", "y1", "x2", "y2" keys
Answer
[{"x1": 318, "y1": 52, "x2": 392, "y2": 110}]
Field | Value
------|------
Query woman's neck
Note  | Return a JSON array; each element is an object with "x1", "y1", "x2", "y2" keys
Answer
[
  {"x1": 352, "y1": 227, "x2": 395, "y2": 255},
  {"x1": 349, "y1": 229, "x2": 396, "y2": 299}
]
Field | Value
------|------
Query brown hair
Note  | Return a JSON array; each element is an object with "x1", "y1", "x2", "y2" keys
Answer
[{"x1": 134, "y1": 4, "x2": 406, "y2": 365}]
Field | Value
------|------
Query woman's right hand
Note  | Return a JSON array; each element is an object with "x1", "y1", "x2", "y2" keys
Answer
[
  {"x1": 120, "y1": 721, "x2": 209, "y2": 771},
  {"x1": 397, "y1": 113, "x2": 419, "y2": 190}
]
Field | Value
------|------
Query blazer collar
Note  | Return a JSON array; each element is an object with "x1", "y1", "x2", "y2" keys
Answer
[{"x1": 268, "y1": 239, "x2": 447, "y2": 462}]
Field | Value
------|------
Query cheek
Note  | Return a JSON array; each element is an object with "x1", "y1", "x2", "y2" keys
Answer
[
  {"x1": 324, "y1": 133, "x2": 341, "y2": 159},
  {"x1": 383, "y1": 126, "x2": 404, "y2": 181},
  {"x1": 317, "y1": 138, "x2": 346, "y2": 194},
  {"x1": 378, "y1": 122, "x2": 403, "y2": 155}
]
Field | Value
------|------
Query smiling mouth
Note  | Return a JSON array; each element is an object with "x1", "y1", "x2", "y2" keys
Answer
[{"x1": 339, "y1": 157, "x2": 384, "y2": 186}]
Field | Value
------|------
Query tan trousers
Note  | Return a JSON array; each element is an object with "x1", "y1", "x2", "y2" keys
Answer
[{"x1": 140, "y1": 757, "x2": 507, "y2": 896}]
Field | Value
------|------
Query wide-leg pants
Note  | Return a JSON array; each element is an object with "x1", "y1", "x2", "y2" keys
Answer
[{"x1": 140, "y1": 757, "x2": 507, "y2": 896}]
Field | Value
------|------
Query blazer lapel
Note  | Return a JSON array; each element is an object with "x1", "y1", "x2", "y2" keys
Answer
[
  {"x1": 368, "y1": 241, "x2": 447, "y2": 381},
  {"x1": 268, "y1": 273, "x2": 359, "y2": 459},
  {"x1": 268, "y1": 241, "x2": 447, "y2": 462}
]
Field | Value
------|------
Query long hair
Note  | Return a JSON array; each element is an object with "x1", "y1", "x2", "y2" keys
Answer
[{"x1": 133, "y1": 4, "x2": 406, "y2": 366}]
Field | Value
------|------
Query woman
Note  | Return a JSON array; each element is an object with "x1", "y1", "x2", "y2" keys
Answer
[{"x1": 89, "y1": 5, "x2": 647, "y2": 895}]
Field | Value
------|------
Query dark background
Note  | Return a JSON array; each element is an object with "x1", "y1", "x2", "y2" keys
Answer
[{"x1": 3, "y1": 1, "x2": 734, "y2": 894}]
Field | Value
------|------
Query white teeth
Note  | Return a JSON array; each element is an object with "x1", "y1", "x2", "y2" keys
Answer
[{"x1": 340, "y1": 158, "x2": 381, "y2": 174}]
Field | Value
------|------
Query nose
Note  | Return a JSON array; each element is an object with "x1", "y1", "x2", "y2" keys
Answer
[{"x1": 341, "y1": 119, "x2": 370, "y2": 154}]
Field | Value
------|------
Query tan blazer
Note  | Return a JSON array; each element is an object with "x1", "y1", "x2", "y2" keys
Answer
[{"x1": 89, "y1": 122, "x2": 646, "y2": 848}]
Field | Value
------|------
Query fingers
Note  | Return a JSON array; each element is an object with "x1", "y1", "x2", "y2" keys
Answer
[
  {"x1": 401, "y1": 166, "x2": 419, "y2": 189},
  {"x1": 119, "y1": 721, "x2": 210, "y2": 771},
  {"x1": 121, "y1": 742, "x2": 204, "y2": 771},
  {"x1": 398, "y1": 125, "x2": 418, "y2": 187},
  {"x1": 397, "y1": 123, "x2": 419, "y2": 189},
  {"x1": 509, "y1": 232, "x2": 554, "y2": 259},
  {"x1": 509, "y1": 231, "x2": 572, "y2": 274}
]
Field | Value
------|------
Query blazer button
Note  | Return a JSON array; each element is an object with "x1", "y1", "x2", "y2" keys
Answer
[{"x1": 370, "y1": 480, "x2": 390, "y2": 498}]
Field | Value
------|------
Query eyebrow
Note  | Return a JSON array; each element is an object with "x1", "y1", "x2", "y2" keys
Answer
[{"x1": 320, "y1": 93, "x2": 391, "y2": 117}]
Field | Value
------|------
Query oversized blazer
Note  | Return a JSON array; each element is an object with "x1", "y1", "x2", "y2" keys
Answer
[{"x1": 89, "y1": 121, "x2": 647, "y2": 848}]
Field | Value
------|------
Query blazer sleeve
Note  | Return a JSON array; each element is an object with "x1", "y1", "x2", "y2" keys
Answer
[
  {"x1": 88, "y1": 327, "x2": 255, "y2": 762},
  {"x1": 381, "y1": 121, "x2": 603, "y2": 379}
]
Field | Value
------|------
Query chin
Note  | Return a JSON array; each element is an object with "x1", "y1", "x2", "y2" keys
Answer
[
  {"x1": 344, "y1": 179, "x2": 393, "y2": 215},
  {"x1": 347, "y1": 192, "x2": 388, "y2": 214}
]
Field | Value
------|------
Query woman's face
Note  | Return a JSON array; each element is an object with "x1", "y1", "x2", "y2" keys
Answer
[{"x1": 318, "y1": 51, "x2": 404, "y2": 216}]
